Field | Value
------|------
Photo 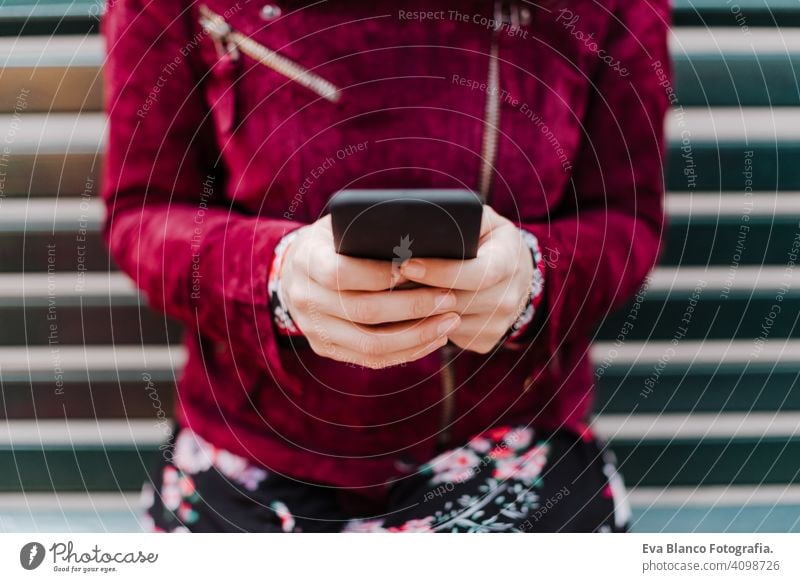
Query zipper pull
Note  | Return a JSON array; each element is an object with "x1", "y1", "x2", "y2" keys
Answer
[{"x1": 199, "y1": 5, "x2": 240, "y2": 61}]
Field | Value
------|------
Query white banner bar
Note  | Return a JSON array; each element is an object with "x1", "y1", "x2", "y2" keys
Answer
[{"x1": 1, "y1": 533, "x2": 798, "y2": 580}]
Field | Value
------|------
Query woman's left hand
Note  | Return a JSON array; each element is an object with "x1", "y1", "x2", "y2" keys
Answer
[{"x1": 399, "y1": 206, "x2": 534, "y2": 354}]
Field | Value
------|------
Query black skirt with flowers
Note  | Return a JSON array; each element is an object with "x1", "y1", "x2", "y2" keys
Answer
[{"x1": 142, "y1": 424, "x2": 630, "y2": 533}]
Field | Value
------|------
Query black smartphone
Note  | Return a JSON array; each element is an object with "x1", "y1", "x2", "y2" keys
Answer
[{"x1": 329, "y1": 189, "x2": 483, "y2": 261}]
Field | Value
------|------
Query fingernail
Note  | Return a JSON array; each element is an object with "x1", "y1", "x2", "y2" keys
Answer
[
  {"x1": 403, "y1": 260, "x2": 426, "y2": 278},
  {"x1": 437, "y1": 315, "x2": 460, "y2": 336},
  {"x1": 435, "y1": 293, "x2": 456, "y2": 310}
]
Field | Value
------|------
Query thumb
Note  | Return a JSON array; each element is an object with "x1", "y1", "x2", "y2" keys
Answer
[{"x1": 479, "y1": 204, "x2": 505, "y2": 239}]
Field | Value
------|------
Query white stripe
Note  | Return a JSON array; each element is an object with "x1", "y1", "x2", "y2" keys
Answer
[
  {"x1": 0, "y1": 198, "x2": 104, "y2": 231},
  {"x1": 0, "y1": 492, "x2": 140, "y2": 511},
  {"x1": 645, "y1": 265, "x2": 800, "y2": 294},
  {"x1": 0, "y1": 420, "x2": 166, "y2": 446},
  {"x1": 592, "y1": 338, "x2": 800, "y2": 366},
  {"x1": 0, "y1": 4, "x2": 97, "y2": 19},
  {"x1": 671, "y1": 27, "x2": 800, "y2": 54},
  {"x1": 628, "y1": 485, "x2": 800, "y2": 507},
  {"x1": 0, "y1": 345, "x2": 184, "y2": 374},
  {"x1": 666, "y1": 192, "x2": 800, "y2": 218},
  {"x1": 0, "y1": 35, "x2": 104, "y2": 68},
  {"x1": 0, "y1": 272, "x2": 138, "y2": 301},
  {"x1": 667, "y1": 107, "x2": 800, "y2": 141},
  {"x1": 594, "y1": 412, "x2": 800, "y2": 440},
  {"x1": 0, "y1": 112, "x2": 105, "y2": 154}
]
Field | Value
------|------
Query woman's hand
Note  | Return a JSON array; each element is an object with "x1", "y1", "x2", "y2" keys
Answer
[
  {"x1": 399, "y1": 206, "x2": 534, "y2": 354},
  {"x1": 280, "y1": 215, "x2": 462, "y2": 369}
]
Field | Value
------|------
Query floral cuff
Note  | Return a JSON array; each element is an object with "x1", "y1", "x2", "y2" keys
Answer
[
  {"x1": 504, "y1": 229, "x2": 546, "y2": 344},
  {"x1": 268, "y1": 229, "x2": 304, "y2": 337}
]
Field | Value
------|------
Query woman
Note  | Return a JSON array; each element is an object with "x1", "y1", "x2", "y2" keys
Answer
[{"x1": 102, "y1": 0, "x2": 670, "y2": 532}]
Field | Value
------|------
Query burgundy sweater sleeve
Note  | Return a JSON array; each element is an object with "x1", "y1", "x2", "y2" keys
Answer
[
  {"x1": 101, "y1": 0, "x2": 304, "y2": 372},
  {"x1": 518, "y1": 0, "x2": 671, "y2": 356}
]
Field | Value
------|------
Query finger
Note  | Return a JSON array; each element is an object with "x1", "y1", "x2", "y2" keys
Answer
[
  {"x1": 399, "y1": 235, "x2": 514, "y2": 291},
  {"x1": 293, "y1": 241, "x2": 397, "y2": 291},
  {"x1": 321, "y1": 312, "x2": 461, "y2": 356},
  {"x1": 325, "y1": 334, "x2": 449, "y2": 369},
  {"x1": 447, "y1": 315, "x2": 509, "y2": 354},
  {"x1": 329, "y1": 287, "x2": 458, "y2": 325},
  {"x1": 452, "y1": 281, "x2": 523, "y2": 316}
]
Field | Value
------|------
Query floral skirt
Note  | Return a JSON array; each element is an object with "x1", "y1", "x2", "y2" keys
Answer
[{"x1": 142, "y1": 424, "x2": 631, "y2": 533}]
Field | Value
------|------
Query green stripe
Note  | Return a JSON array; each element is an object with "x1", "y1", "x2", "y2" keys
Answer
[
  {"x1": 672, "y1": 0, "x2": 800, "y2": 27},
  {"x1": 666, "y1": 141, "x2": 800, "y2": 192},
  {"x1": 598, "y1": 294, "x2": 800, "y2": 342},
  {"x1": 662, "y1": 215, "x2": 800, "y2": 266},
  {"x1": 610, "y1": 437, "x2": 800, "y2": 488},
  {"x1": 675, "y1": 54, "x2": 800, "y2": 107},
  {"x1": 0, "y1": 381, "x2": 176, "y2": 420},
  {"x1": 631, "y1": 504, "x2": 800, "y2": 532},
  {"x1": 0, "y1": 445, "x2": 158, "y2": 492},
  {"x1": 596, "y1": 368, "x2": 800, "y2": 414},
  {"x1": 0, "y1": 305, "x2": 180, "y2": 346}
]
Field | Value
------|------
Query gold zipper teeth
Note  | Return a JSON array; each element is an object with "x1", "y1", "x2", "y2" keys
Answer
[
  {"x1": 478, "y1": 34, "x2": 500, "y2": 200},
  {"x1": 232, "y1": 34, "x2": 342, "y2": 103},
  {"x1": 199, "y1": 5, "x2": 342, "y2": 104}
]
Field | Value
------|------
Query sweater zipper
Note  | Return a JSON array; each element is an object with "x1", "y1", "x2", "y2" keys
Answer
[
  {"x1": 198, "y1": 5, "x2": 342, "y2": 103},
  {"x1": 477, "y1": 0, "x2": 504, "y2": 202},
  {"x1": 438, "y1": 0, "x2": 507, "y2": 448}
]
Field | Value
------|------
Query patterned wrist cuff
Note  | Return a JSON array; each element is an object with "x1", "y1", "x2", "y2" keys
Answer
[
  {"x1": 268, "y1": 229, "x2": 304, "y2": 337},
  {"x1": 505, "y1": 229, "x2": 546, "y2": 344}
]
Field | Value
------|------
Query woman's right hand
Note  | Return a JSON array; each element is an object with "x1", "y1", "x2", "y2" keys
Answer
[{"x1": 280, "y1": 215, "x2": 462, "y2": 369}]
